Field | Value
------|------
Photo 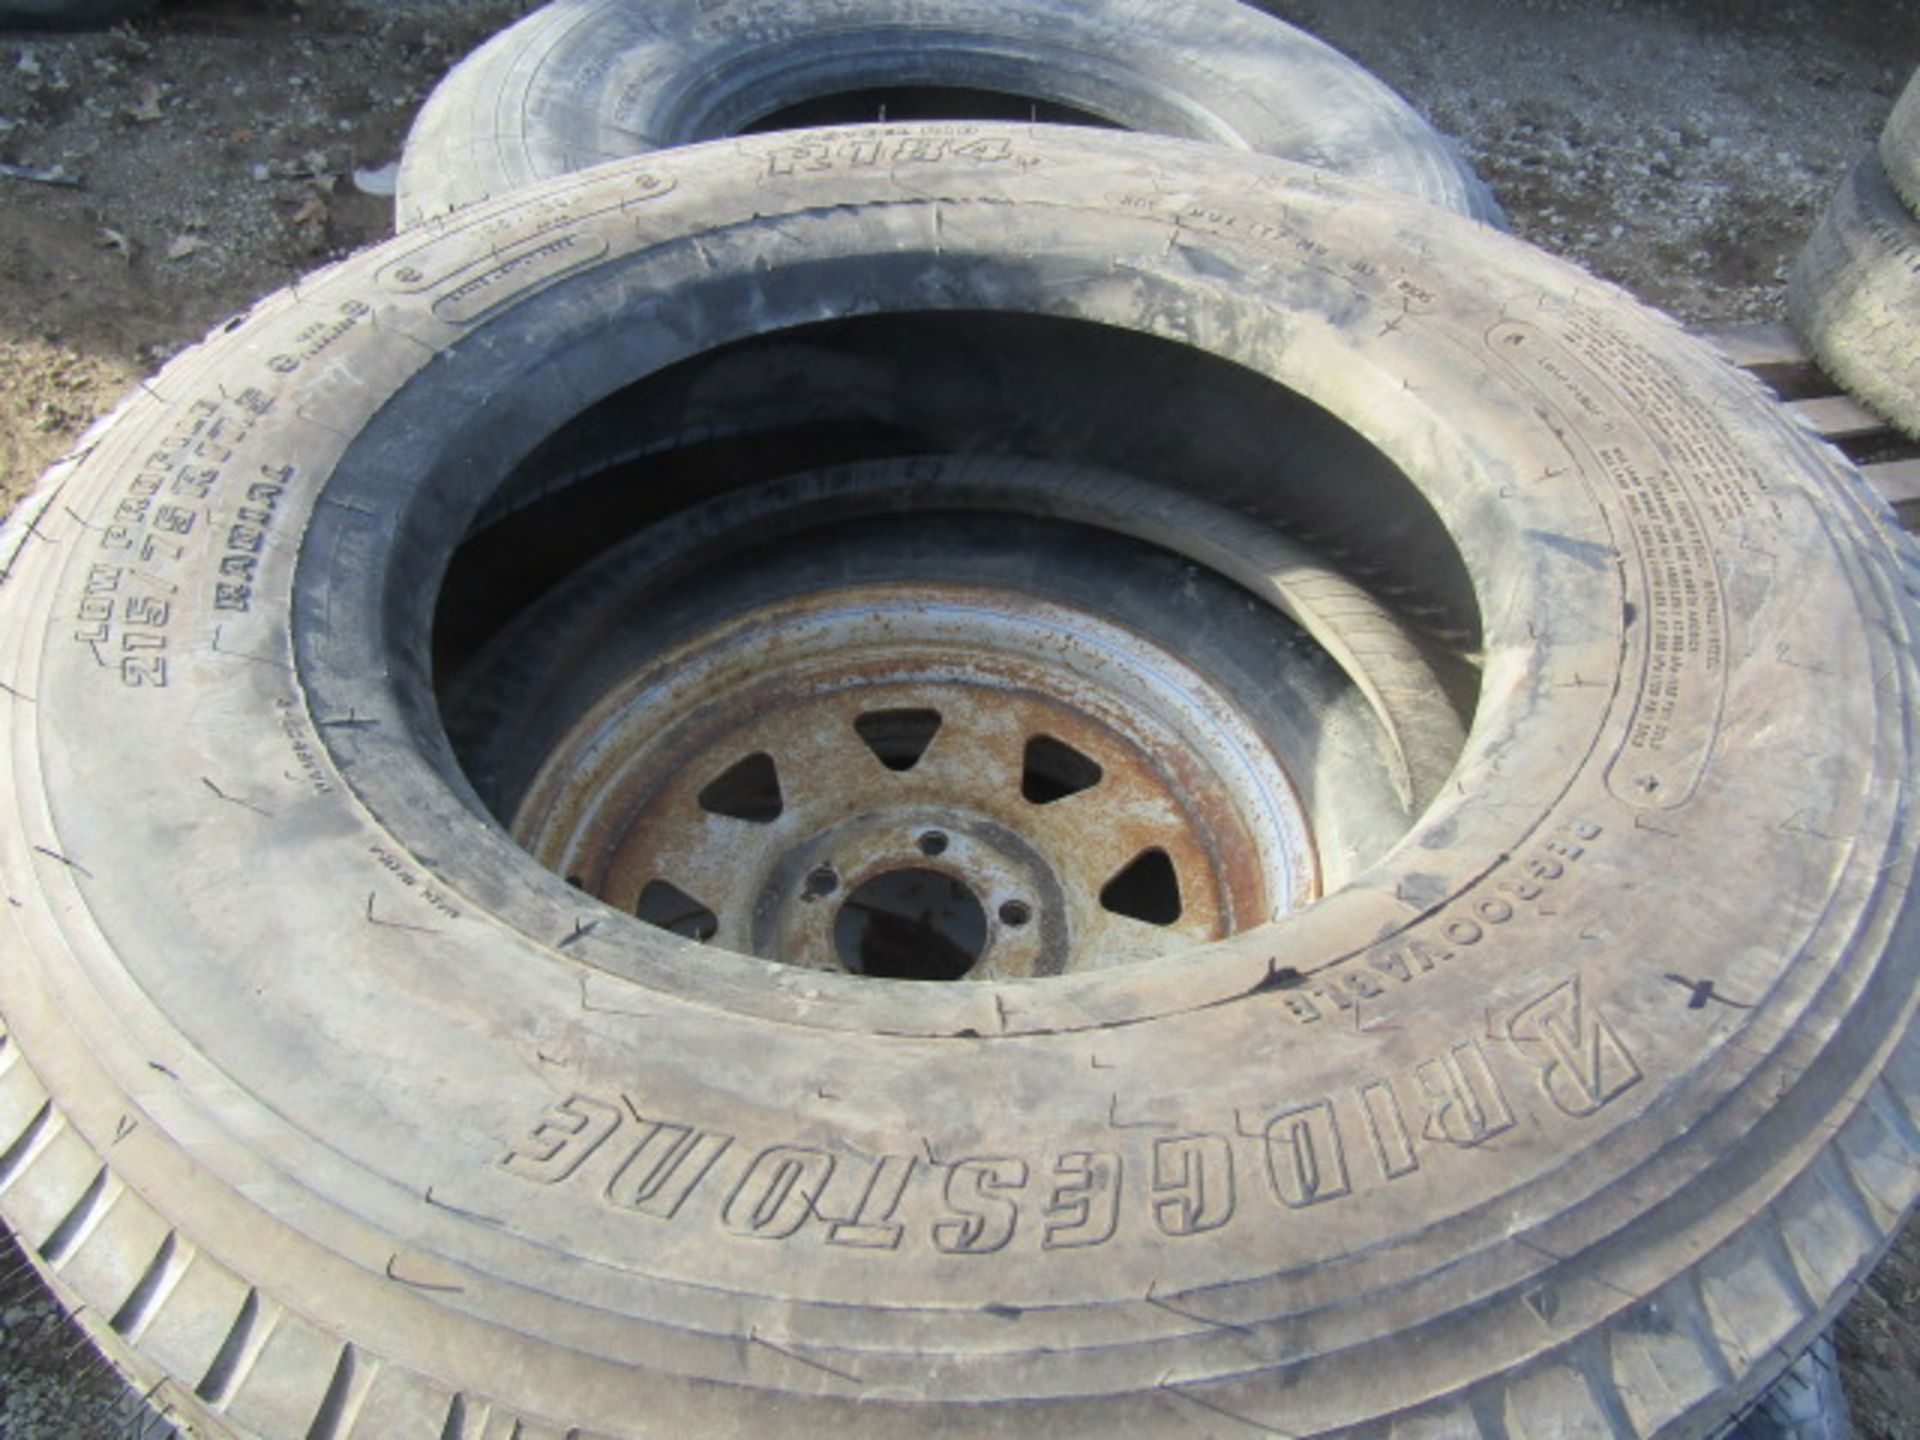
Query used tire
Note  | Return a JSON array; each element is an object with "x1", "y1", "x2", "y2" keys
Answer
[
  {"x1": 3, "y1": 126, "x2": 1918, "y2": 1439},
  {"x1": 1721, "y1": 1336, "x2": 1852, "y2": 1440},
  {"x1": 1879, "y1": 67, "x2": 1920, "y2": 217},
  {"x1": 448, "y1": 476, "x2": 1416, "y2": 973},
  {"x1": 0, "y1": 0, "x2": 154, "y2": 25},
  {"x1": 441, "y1": 458, "x2": 1470, "y2": 828},
  {"x1": 394, "y1": 0, "x2": 1502, "y2": 229},
  {"x1": 1788, "y1": 155, "x2": 1920, "y2": 441},
  {"x1": 438, "y1": 458, "x2": 1456, "y2": 953}
]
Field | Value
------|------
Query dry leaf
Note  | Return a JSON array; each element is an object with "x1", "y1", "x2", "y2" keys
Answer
[{"x1": 288, "y1": 192, "x2": 330, "y2": 255}]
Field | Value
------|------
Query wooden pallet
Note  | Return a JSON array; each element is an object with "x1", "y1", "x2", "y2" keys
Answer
[{"x1": 1697, "y1": 320, "x2": 1920, "y2": 529}]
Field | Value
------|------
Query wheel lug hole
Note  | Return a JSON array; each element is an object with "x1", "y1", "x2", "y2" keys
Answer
[
  {"x1": 999, "y1": 900, "x2": 1032, "y2": 928},
  {"x1": 917, "y1": 831, "x2": 949, "y2": 858},
  {"x1": 803, "y1": 866, "x2": 839, "y2": 900}
]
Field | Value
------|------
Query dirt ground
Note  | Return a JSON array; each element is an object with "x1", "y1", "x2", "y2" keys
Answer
[{"x1": 0, "y1": 0, "x2": 1916, "y2": 1435}]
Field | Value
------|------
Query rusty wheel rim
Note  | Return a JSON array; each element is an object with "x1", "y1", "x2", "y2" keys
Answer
[{"x1": 512, "y1": 583, "x2": 1317, "y2": 981}]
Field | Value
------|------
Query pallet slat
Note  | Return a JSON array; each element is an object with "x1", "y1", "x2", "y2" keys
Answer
[
  {"x1": 1787, "y1": 394, "x2": 1895, "y2": 443},
  {"x1": 1865, "y1": 458, "x2": 1920, "y2": 509}
]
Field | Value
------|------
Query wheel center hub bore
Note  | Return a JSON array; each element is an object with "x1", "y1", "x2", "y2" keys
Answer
[
  {"x1": 511, "y1": 584, "x2": 1317, "y2": 979},
  {"x1": 769, "y1": 805, "x2": 1066, "y2": 980},
  {"x1": 831, "y1": 864, "x2": 990, "y2": 982}
]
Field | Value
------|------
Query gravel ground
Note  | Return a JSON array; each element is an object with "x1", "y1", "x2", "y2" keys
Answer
[{"x1": 0, "y1": 0, "x2": 1916, "y2": 1436}]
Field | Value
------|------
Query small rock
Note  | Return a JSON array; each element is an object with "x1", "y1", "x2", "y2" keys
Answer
[
  {"x1": 126, "y1": 82, "x2": 165, "y2": 125},
  {"x1": 164, "y1": 234, "x2": 209, "y2": 262}
]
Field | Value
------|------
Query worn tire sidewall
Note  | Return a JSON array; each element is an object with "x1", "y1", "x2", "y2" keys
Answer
[{"x1": 2, "y1": 128, "x2": 1917, "y2": 1437}]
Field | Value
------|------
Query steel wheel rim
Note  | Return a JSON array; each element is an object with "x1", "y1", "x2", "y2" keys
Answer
[{"x1": 513, "y1": 583, "x2": 1318, "y2": 980}]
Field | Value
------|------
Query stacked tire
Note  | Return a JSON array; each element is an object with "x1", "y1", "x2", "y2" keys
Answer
[
  {"x1": 1788, "y1": 66, "x2": 1920, "y2": 440},
  {"x1": 1, "y1": 6, "x2": 1917, "y2": 1440},
  {"x1": 392, "y1": 0, "x2": 1504, "y2": 229}
]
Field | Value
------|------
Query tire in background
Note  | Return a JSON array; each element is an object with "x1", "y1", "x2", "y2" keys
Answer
[
  {"x1": 436, "y1": 458, "x2": 1450, "y2": 903},
  {"x1": 1788, "y1": 155, "x2": 1920, "y2": 441},
  {"x1": 1879, "y1": 67, "x2": 1920, "y2": 217},
  {"x1": 0, "y1": 0, "x2": 154, "y2": 25},
  {"x1": 440, "y1": 458, "x2": 1470, "y2": 826},
  {"x1": 395, "y1": 0, "x2": 1502, "y2": 228},
  {"x1": 1721, "y1": 1336, "x2": 1852, "y2": 1440}
]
